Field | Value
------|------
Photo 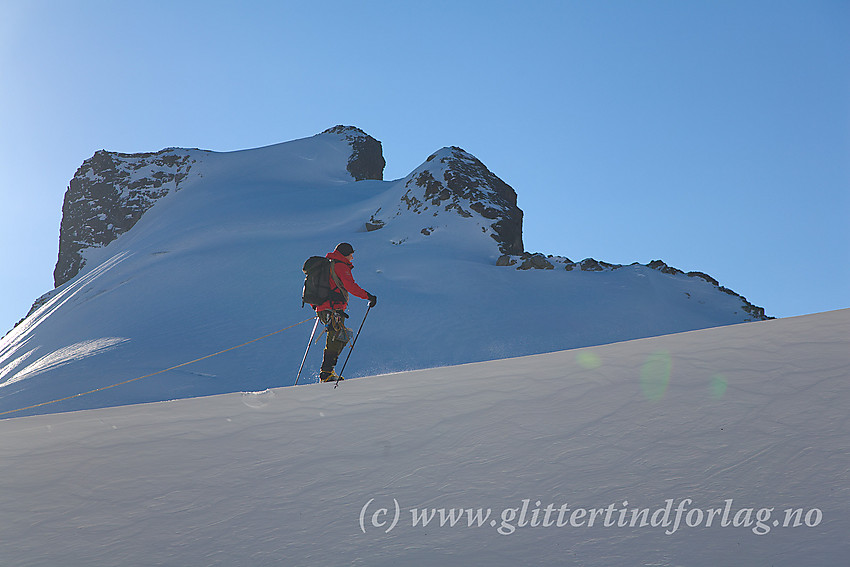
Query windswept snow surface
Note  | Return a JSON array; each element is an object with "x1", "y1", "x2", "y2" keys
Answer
[
  {"x1": 0, "y1": 309, "x2": 847, "y2": 566},
  {"x1": 0, "y1": 130, "x2": 770, "y2": 417}
]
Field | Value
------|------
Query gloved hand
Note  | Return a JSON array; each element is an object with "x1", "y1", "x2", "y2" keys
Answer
[{"x1": 367, "y1": 293, "x2": 378, "y2": 308}]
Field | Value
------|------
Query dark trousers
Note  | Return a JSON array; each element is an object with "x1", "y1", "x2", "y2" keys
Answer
[{"x1": 318, "y1": 310, "x2": 350, "y2": 374}]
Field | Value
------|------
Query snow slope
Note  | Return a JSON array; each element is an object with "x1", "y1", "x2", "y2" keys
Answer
[
  {"x1": 1, "y1": 128, "x2": 769, "y2": 417},
  {"x1": 0, "y1": 309, "x2": 846, "y2": 566}
]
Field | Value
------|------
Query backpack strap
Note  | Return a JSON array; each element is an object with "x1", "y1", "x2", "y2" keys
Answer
[{"x1": 328, "y1": 259, "x2": 348, "y2": 305}]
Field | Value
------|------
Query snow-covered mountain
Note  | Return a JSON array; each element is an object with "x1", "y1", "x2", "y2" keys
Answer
[
  {"x1": 0, "y1": 126, "x2": 769, "y2": 417},
  {"x1": 1, "y1": 308, "x2": 846, "y2": 566}
]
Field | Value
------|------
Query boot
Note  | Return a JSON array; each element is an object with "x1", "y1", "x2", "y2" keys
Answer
[
  {"x1": 320, "y1": 349, "x2": 341, "y2": 382},
  {"x1": 319, "y1": 370, "x2": 344, "y2": 383}
]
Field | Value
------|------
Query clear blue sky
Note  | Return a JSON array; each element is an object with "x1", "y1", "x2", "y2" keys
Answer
[{"x1": 1, "y1": 0, "x2": 848, "y2": 333}]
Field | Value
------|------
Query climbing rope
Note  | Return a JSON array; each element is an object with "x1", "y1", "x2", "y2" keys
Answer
[{"x1": 0, "y1": 316, "x2": 315, "y2": 418}]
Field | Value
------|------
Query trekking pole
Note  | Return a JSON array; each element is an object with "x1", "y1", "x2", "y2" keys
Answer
[
  {"x1": 294, "y1": 316, "x2": 320, "y2": 385},
  {"x1": 335, "y1": 304, "x2": 371, "y2": 388}
]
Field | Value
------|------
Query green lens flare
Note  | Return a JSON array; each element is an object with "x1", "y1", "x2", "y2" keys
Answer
[
  {"x1": 640, "y1": 351, "x2": 672, "y2": 401},
  {"x1": 576, "y1": 351, "x2": 602, "y2": 370},
  {"x1": 710, "y1": 374, "x2": 728, "y2": 398}
]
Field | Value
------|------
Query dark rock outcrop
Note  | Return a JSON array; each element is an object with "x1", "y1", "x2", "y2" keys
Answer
[
  {"x1": 322, "y1": 125, "x2": 385, "y2": 181},
  {"x1": 518, "y1": 253, "x2": 555, "y2": 270},
  {"x1": 649, "y1": 260, "x2": 769, "y2": 320},
  {"x1": 647, "y1": 259, "x2": 684, "y2": 276},
  {"x1": 686, "y1": 271, "x2": 719, "y2": 286},
  {"x1": 578, "y1": 258, "x2": 615, "y2": 272},
  {"x1": 496, "y1": 254, "x2": 769, "y2": 320},
  {"x1": 54, "y1": 149, "x2": 197, "y2": 287},
  {"x1": 369, "y1": 146, "x2": 524, "y2": 255}
]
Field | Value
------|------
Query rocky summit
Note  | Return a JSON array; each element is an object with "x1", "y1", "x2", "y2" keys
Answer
[
  {"x1": 54, "y1": 126, "x2": 387, "y2": 288},
  {"x1": 321, "y1": 125, "x2": 385, "y2": 181},
  {"x1": 54, "y1": 148, "x2": 200, "y2": 287},
  {"x1": 366, "y1": 146, "x2": 524, "y2": 255}
]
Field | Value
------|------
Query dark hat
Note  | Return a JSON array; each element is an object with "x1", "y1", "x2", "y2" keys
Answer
[{"x1": 335, "y1": 242, "x2": 355, "y2": 256}]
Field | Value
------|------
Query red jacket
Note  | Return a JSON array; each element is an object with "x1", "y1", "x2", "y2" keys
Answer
[{"x1": 316, "y1": 250, "x2": 369, "y2": 312}]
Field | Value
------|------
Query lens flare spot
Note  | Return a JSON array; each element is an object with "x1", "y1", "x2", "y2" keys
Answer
[
  {"x1": 641, "y1": 351, "x2": 672, "y2": 401},
  {"x1": 710, "y1": 374, "x2": 728, "y2": 398},
  {"x1": 576, "y1": 351, "x2": 602, "y2": 370}
]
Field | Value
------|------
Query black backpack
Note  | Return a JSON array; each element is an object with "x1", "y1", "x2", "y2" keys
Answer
[{"x1": 302, "y1": 256, "x2": 346, "y2": 308}]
